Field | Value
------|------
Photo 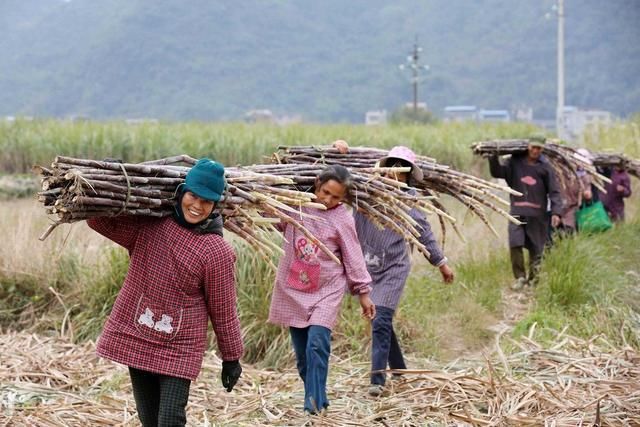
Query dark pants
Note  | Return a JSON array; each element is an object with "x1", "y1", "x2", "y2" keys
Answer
[
  {"x1": 129, "y1": 367, "x2": 191, "y2": 427},
  {"x1": 510, "y1": 246, "x2": 543, "y2": 282},
  {"x1": 290, "y1": 325, "x2": 331, "y2": 413},
  {"x1": 371, "y1": 306, "x2": 407, "y2": 386},
  {"x1": 509, "y1": 215, "x2": 547, "y2": 282}
]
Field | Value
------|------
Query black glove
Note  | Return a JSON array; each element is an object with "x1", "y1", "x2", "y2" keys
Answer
[{"x1": 221, "y1": 360, "x2": 242, "y2": 392}]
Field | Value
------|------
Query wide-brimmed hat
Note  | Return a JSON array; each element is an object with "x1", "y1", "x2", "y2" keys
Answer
[
  {"x1": 183, "y1": 158, "x2": 226, "y2": 202},
  {"x1": 378, "y1": 146, "x2": 424, "y2": 182}
]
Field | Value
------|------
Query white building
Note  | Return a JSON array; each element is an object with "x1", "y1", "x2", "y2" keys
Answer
[
  {"x1": 513, "y1": 106, "x2": 533, "y2": 122},
  {"x1": 478, "y1": 109, "x2": 511, "y2": 122},
  {"x1": 560, "y1": 106, "x2": 613, "y2": 141},
  {"x1": 404, "y1": 102, "x2": 427, "y2": 111},
  {"x1": 365, "y1": 110, "x2": 387, "y2": 125},
  {"x1": 245, "y1": 109, "x2": 274, "y2": 123},
  {"x1": 443, "y1": 105, "x2": 478, "y2": 122}
]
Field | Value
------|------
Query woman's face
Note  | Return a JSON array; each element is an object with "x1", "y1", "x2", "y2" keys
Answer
[
  {"x1": 384, "y1": 169, "x2": 409, "y2": 183},
  {"x1": 314, "y1": 179, "x2": 347, "y2": 209},
  {"x1": 383, "y1": 160, "x2": 410, "y2": 183},
  {"x1": 181, "y1": 191, "x2": 215, "y2": 224}
]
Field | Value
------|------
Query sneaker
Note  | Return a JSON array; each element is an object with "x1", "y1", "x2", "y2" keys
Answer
[
  {"x1": 511, "y1": 277, "x2": 528, "y2": 291},
  {"x1": 368, "y1": 384, "x2": 384, "y2": 397}
]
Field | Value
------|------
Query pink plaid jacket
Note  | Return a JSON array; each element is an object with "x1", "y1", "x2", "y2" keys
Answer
[
  {"x1": 268, "y1": 204, "x2": 372, "y2": 330},
  {"x1": 88, "y1": 216, "x2": 243, "y2": 380}
]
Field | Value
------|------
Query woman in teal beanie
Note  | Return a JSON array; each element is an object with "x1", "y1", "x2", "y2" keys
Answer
[{"x1": 87, "y1": 158, "x2": 244, "y2": 427}]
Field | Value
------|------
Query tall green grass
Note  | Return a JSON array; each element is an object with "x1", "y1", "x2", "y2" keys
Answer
[
  {"x1": 583, "y1": 116, "x2": 640, "y2": 158},
  {"x1": 513, "y1": 220, "x2": 640, "y2": 348},
  {"x1": 0, "y1": 119, "x2": 538, "y2": 174}
]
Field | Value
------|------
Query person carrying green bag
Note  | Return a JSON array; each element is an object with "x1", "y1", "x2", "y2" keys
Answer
[{"x1": 576, "y1": 200, "x2": 612, "y2": 233}]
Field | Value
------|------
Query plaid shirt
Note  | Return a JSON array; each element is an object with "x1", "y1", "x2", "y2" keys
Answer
[
  {"x1": 268, "y1": 204, "x2": 372, "y2": 330},
  {"x1": 88, "y1": 216, "x2": 243, "y2": 380}
]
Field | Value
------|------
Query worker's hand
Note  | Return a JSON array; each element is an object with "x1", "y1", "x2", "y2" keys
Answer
[
  {"x1": 551, "y1": 214, "x2": 561, "y2": 228},
  {"x1": 358, "y1": 293, "x2": 376, "y2": 320},
  {"x1": 221, "y1": 360, "x2": 242, "y2": 392},
  {"x1": 332, "y1": 139, "x2": 349, "y2": 154},
  {"x1": 616, "y1": 184, "x2": 625, "y2": 193},
  {"x1": 583, "y1": 189, "x2": 592, "y2": 201},
  {"x1": 439, "y1": 264, "x2": 454, "y2": 283}
]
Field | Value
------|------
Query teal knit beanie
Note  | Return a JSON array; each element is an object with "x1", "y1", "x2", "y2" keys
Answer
[{"x1": 183, "y1": 158, "x2": 226, "y2": 202}]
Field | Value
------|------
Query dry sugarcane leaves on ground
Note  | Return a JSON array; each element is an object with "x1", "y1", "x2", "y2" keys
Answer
[
  {"x1": 273, "y1": 145, "x2": 523, "y2": 245},
  {"x1": 2, "y1": 331, "x2": 638, "y2": 426}
]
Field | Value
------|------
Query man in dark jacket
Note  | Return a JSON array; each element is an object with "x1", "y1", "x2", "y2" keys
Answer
[{"x1": 488, "y1": 137, "x2": 563, "y2": 290}]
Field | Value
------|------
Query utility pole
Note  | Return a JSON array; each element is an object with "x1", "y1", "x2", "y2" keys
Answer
[
  {"x1": 556, "y1": 0, "x2": 565, "y2": 139},
  {"x1": 399, "y1": 37, "x2": 429, "y2": 114},
  {"x1": 411, "y1": 41, "x2": 419, "y2": 113}
]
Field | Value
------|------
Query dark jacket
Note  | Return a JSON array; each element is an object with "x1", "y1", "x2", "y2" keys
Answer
[
  {"x1": 489, "y1": 153, "x2": 563, "y2": 218},
  {"x1": 602, "y1": 169, "x2": 632, "y2": 221}
]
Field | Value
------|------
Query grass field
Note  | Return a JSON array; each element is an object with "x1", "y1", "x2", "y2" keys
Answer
[
  {"x1": 0, "y1": 119, "x2": 539, "y2": 174},
  {"x1": 1, "y1": 118, "x2": 639, "y2": 369}
]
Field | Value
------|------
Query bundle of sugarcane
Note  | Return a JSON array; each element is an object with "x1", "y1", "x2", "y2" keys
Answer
[
  {"x1": 35, "y1": 155, "x2": 450, "y2": 264},
  {"x1": 34, "y1": 155, "x2": 337, "y2": 269},
  {"x1": 471, "y1": 139, "x2": 612, "y2": 196},
  {"x1": 237, "y1": 161, "x2": 451, "y2": 256},
  {"x1": 272, "y1": 145, "x2": 523, "y2": 240},
  {"x1": 591, "y1": 152, "x2": 640, "y2": 179}
]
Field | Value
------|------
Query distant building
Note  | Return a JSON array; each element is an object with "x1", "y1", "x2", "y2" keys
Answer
[
  {"x1": 365, "y1": 110, "x2": 387, "y2": 125},
  {"x1": 404, "y1": 102, "x2": 427, "y2": 111},
  {"x1": 245, "y1": 109, "x2": 274, "y2": 123},
  {"x1": 443, "y1": 105, "x2": 478, "y2": 122},
  {"x1": 5, "y1": 115, "x2": 34, "y2": 122},
  {"x1": 478, "y1": 109, "x2": 511, "y2": 122},
  {"x1": 513, "y1": 106, "x2": 533, "y2": 122},
  {"x1": 560, "y1": 106, "x2": 613, "y2": 141}
]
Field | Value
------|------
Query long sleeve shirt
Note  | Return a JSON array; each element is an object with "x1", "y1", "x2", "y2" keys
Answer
[
  {"x1": 602, "y1": 169, "x2": 632, "y2": 221},
  {"x1": 268, "y1": 204, "x2": 372, "y2": 330},
  {"x1": 88, "y1": 216, "x2": 243, "y2": 380},
  {"x1": 489, "y1": 153, "x2": 563, "y2": 218},
  {"x1": 354, "y1": 196, "x2": 445, "y2": 310}
]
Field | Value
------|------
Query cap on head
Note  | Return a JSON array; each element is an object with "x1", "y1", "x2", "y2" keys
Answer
[
  {"x1": 528, "y1": 134, "x2": 547, "y2": 148},
  {"x1": 378, "y1": 145, "x2": 424, "y2": 182},
  {"x1": 183, "y1": 158, "x2": 226, "y2": 202}
]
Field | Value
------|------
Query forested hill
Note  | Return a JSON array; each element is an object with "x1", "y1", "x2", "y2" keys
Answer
[{"x1": 1, "y1": 0, "x2": 638, "y2": 122}]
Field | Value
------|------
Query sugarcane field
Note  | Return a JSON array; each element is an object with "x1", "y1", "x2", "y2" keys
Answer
[{"x1": 0, "y1": 118, "x2": 639, "y2": 427}]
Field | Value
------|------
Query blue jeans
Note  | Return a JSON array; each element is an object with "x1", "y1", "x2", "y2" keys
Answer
[
  {"x1": 371, "y1": 306, "x2": 406, "y2": 386},
  {"x1": 289, "y1": 325, "x2": 331, "y2": 413}
]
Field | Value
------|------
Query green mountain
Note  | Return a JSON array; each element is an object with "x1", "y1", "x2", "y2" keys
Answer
[{"x1": 1, "y1": 0, "x2": 638, "y2": 122}]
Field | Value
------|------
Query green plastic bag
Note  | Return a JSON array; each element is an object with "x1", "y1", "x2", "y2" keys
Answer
[{"x1": 576, "y1": 201, "x2": 612, "y2": 233}]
